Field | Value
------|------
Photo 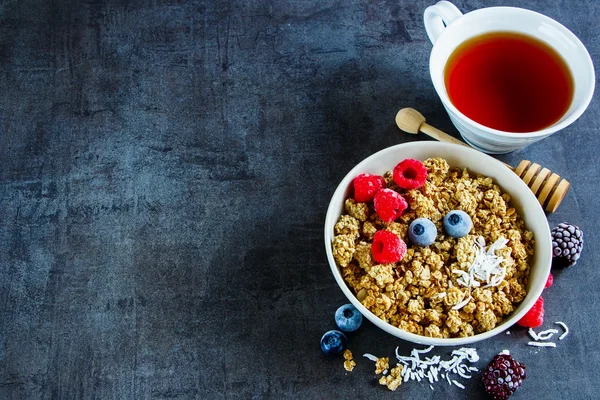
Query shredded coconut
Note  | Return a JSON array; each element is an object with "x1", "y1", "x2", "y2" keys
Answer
[
  {"x1": 452, "y1": 295, "x2": 473, "y2": 310},
  {"x1": 528, "y1": 341, "x2": 556, "y2": 348},
  {"x1": 555, "y1": 321, "x2": 569, "y2": 340},
  {"x1": 537, "y1": 329, "x2": 559, "y2": 341},
  {"x1": 454, "y1": 236, "x2": 508, "y2": 288},
  {"x1": 528, "y1": 328, "x2": 540, "y2": 341},
  {"x1": 528, "y1": 322, "x2": 570, "y2": 346},
  {"x1": 452, "y1": 380, "x2": 465, "y2": 389},
  {"x1": 363, "y1": 353, "x2": 378, "y2": 362},
  {"x1": 391, "y1": 346, "x2": 478, "y2": 390}
]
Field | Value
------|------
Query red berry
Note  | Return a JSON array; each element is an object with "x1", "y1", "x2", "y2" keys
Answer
[
  {"x1": 373, "y1": 189, "x2": 408, "y2": 222},
  {"x1": 371, "y1": 230, "x2": 407, "y2": 264},
  {"x1": 545, "y1": 272, "x2": 553, "y2": 288},
  {"x1": 482, "y1": 354, "x2": 526, "y2": 400},
  {"x1": 517, "y1": 296, "x2": 544, "y2": 328},
  {"x1": 393, "y1": 159, "x2": 428, "y2": 190},
  {"x1": 352, "y1": 173, "x2": 385, "y2": 203}
]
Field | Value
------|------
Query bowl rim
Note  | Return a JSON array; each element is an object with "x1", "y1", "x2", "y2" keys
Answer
[{"x1": 324, "y1": 141, "x2": 552, "y2": 346}]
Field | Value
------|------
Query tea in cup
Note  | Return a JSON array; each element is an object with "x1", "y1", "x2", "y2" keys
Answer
[{"x1": 424, "y1": 1, "x2": 595, "y2": 154}]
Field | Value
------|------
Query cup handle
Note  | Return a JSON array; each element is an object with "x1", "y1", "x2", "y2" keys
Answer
[{"x1": 424, "y1": 1, "x2": 463, "y2": 44}]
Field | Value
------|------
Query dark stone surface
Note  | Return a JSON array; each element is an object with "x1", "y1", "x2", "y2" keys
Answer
[{"x1": 0, "y1": 0, "x2": 598, "y2": 398}]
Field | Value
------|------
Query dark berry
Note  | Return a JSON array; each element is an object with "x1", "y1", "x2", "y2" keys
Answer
[
  {"x1": 482, "y1": 353, "x2": 526, "y2": 400},
  {"x1": 335, "y1": 304, "x2": 363, "y2": 332},
  {"x1": 373, "y1": 188, "x2": 408, "y2": 222},
  {"x1": 352, "y1": 173, "x2": 385, "y2": 203},
  {"x1": 371, "y1": 230, "x2": 407, "y2": 264},
  {"x1": 408, "y1": 218, "x2": 437, "y2": 246},
  {"x1": 517, "y1": 296, "x2": 544, "y2": 328},
  {"x1": 551, "y1": 223, "x2": 583, "y2": 267},
  {"x1": 393, "y1": 159, "x2": 428, "y2": 190},
  {"x1": 320, "y1": 330, "x2": 347, "y2": 355}
]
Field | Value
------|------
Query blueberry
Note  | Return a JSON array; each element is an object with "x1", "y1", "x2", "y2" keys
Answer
[
  {"x1": 335, "y1": 304, "x2": 363, "y2": 332},
  {"x1": 408, "y1": 218, "x2": 437, "y2": 246},
  {"x1": 443, "y1": 210, "x2": 472, "y2": 238},
  {"x1": 320, "y1": 330, "x2": 347, "y2": 355}
]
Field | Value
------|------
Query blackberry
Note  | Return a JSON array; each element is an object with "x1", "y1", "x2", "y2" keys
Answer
[
  {"x1": 551, "y1": 223, "x2": 583, "y2": 267},
  {"x1": 481, "y1": 354, "x2": 526, "y2": 400}
]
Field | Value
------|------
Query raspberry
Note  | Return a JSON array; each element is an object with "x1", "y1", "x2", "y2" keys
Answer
[
  {"x1": 373, "y1": 189, "x2": 408, "y2": 222},
  {"x1": 545, "y1": 272, "x2": 553, "y2": 288},
  {"x1": 481, "y1": 353, "x2": 526, "y2": 400},
  {"x1": 393, "y1": 159, "x2": 428, "y2": 190},
  {"x1": 517, "y1": 296, "x2": 544, "y2": 328},
  {"x1": 371, "y1": 230, "x2": 407, "y2": 264},
  {"x1": 352, "y1": 173, "x2": 385, "y2": 203}
]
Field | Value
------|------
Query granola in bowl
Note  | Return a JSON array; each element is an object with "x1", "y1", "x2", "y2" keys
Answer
[{"x1": 331, "y1": 157, "x2": 535, "y2": 339}]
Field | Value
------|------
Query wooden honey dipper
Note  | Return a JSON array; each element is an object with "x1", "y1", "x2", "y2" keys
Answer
[{"x1": 395, "y1": 108, "x2": 570, "y2": 213}]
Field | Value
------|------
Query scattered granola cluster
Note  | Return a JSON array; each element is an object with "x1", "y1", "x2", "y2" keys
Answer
[
  {"x1": 379, "y1": 365, "x2": 404, "y2": 391},
  {"x1": 332, "y1": 157, "x2": 534, "y2": 338},
  {"x1": 343, "y1": 349, "x2": 356, "y2": 372}
]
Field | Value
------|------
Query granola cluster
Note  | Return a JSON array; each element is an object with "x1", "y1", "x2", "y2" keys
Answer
[
  {"x1": 332, "y1": 158, "x2": 534, "y2": 338},
  {"x1": 379, "y1": 365, "x2": 403, "y2": 391},
  {"x1": 343, "y1": 349, "x2": 356, "y2": 372}
]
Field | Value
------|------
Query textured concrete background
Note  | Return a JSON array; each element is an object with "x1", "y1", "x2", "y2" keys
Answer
[{"x1": 0, "y1": 0, "x2": 598, "y2": 399}]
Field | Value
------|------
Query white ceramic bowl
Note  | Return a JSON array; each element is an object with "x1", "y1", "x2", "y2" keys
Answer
[{"x1": 324, "y1": 142, "x2": 552, "y2": 346}]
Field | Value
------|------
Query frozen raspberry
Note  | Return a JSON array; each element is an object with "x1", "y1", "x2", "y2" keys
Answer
[
  {"x1": 352, "y1": 173, "x2": 385, "y2": 203},
  {"x1": 373, "y1": 189, "x2": 408, "y2": 222},
  {"x1": 545, "y1": 272, "x2": 553, "y2": 288},
  {"x1": 481, "y1": 353, "x2": 526, "y2": 400},
  {"x1": 517, "y1": 296, "x2": 544, "y2": 328},
  {"x1": 393, "y1": 159, "x2": 427, "y2": 190},
  {"x1": 371, "y1": 230, "x2": 407, "y2": 264}
]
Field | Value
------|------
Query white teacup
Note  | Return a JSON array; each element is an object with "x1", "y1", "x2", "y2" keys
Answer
[{"x1": 424, "y1": 1, "x2": 595, "y2": 154}]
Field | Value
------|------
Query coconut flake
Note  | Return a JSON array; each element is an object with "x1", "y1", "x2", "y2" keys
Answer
[
  {"x1": 528, "y1": 328, "x2": 540, "y2": 341},
  {"x1": 528, "y1": 341, "x2": 556, "y2": 348},
  {"x1": 537, "y1": 329, "x2": 559, "y2": 341},
  {"x1": 363, "y1": 353, "x2": 378, "y2": 362},
  {"x1": 456, "y1": 366, "x2": 471, "y2": 379},
  {"x1": 452, "y1": 380, "x2": 466, "y2": 389},
  {"x1": 452, "y1": 295, "x2": 473, "y2": 310},
  {"x1": 415, "y1": 345, "x2": 435, "y2": 354},
  {"x1": 555, "y1": 321, "x2": 569, "y2": 340}
]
